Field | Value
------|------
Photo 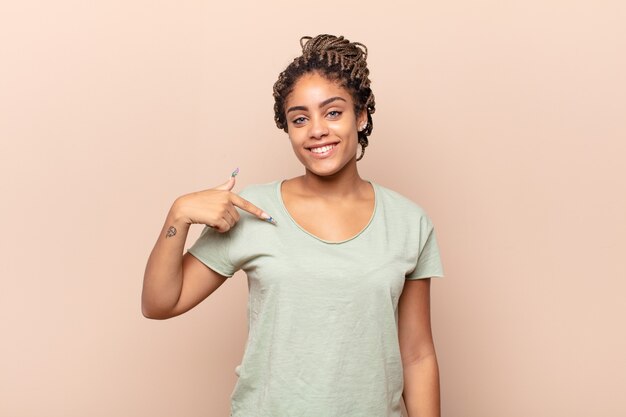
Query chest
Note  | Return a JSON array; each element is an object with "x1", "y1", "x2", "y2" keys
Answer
[
  {"x1": 283, "y1": 197, "x2": 375, "y2": 243},
  {"x1": 239, "y1": 219, "x2": 413, "y2": 309}
]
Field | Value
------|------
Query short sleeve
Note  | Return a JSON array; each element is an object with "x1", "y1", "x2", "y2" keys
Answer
[
  {"x1": 405, "y1": 218, "x2": 445, "y2": 280},
  {"x1": 186, "y1": 225, "x2": 237, "y2": 278}
]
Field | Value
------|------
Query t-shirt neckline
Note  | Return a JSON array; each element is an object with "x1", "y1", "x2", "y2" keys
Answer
[{"x1": 275, "y1": 179, "x2": 379, "y2": 245}]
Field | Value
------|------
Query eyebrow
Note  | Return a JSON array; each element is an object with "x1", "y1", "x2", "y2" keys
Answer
[{"x1": 286, "y1": 96, "x2": 347, "y2": 114}]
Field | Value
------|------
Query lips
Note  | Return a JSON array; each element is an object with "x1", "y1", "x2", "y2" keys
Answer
[
  {"x1": 307, "y1": 142, "x2": 339, "y2": 158},
  {"x1": 310, "y1": 144, "x2": 335, "y2": 153}
]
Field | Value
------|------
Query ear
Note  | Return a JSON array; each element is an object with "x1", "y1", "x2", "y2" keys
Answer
[{"x1": 357, "y1": 110, "x2": 368, "y2": 131}]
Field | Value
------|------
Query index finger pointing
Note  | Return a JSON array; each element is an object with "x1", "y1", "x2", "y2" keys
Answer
[{"x1": 230, "y1": 193, "x2": 277, "y2": 225}]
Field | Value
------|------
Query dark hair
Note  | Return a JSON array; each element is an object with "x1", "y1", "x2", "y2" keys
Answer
[{"x1": 273, "y1": 34, "x2": 376, "y2": 161}]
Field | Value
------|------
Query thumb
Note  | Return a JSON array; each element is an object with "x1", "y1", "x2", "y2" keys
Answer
[{"x1": 213, "y1": 167, "x2": 239, "y2": 191}]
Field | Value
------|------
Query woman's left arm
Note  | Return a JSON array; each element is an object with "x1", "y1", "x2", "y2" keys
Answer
[{"x1": 398, "y1": 278, "x2": 441, "y2": 417}]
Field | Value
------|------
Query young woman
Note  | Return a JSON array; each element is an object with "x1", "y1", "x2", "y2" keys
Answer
[{"x1": 142, "y1": 34, "x2": 445, "y2": 417}]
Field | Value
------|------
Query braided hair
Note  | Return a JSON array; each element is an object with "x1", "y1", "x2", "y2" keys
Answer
[{"x1": 273, "y1": 34, "x2": 376, "y2": 161}]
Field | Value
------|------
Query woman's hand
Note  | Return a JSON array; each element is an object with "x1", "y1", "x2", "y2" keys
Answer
[
  {"x1": 171, "y1": 170, "x2": 275, "y2": 232},
  {"x1": 142, "y1": 169, "x2": 275, "y2": 319}
]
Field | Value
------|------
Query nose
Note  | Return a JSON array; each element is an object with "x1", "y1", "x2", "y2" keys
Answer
[{"x1": 308, "y1": 116, "x2": 329, "y2": 139}]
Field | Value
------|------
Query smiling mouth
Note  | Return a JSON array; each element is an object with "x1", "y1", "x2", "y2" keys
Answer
[{"x1": 308, "y1": 143, "x2": 338, "y2": 154}]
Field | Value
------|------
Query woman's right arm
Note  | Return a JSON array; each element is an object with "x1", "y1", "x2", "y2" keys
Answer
[{"x1": 141, "y1": 174, "x2": 272, "y2": 320}]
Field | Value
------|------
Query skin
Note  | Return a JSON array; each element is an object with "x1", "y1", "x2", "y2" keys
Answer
[
  {"x1": 280, "y1": 71, "x2": 372, "y2": 242},
  {"x1": 141, "y1": 70, "x2": 440, "y2": 417}
]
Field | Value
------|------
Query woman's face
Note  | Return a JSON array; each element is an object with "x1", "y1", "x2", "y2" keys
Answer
[{"x1": 284, "y1": 72, "x2": 366, "y2": 178}]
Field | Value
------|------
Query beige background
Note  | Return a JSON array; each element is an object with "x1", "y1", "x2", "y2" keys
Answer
[{"x1": 1, "y1": 1, "x2": 625, "y2": 416}]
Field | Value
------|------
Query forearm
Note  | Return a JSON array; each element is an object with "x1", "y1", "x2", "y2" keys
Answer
[
  {"x1": 402, "y1": 353, "x2": 441, "y2": 417},
  {"x1": 142, "y1": 203, "x2": 190, "y2": 317}
]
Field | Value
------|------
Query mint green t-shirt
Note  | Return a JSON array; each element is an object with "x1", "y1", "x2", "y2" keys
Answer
[{"x1": 187, "y1": 180, "x2": 444, "y2": 417}]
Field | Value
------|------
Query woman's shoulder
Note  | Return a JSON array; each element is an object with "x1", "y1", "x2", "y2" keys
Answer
[
  {"x1": 372, "y1": 181, "x2": 431, "y2": 220},
  {"x1": 236, "y1": 180, "x2": 282, "y2": 209},
  {"x1": 237, "y1": 180, "x2": 280, "y2": 198}
]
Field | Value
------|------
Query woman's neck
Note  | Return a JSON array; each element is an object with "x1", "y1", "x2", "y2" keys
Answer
[{"x1": 293, "y1": 165, "x2": 369, "y2": 201}]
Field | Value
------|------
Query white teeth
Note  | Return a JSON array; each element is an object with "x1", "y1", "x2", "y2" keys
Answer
[{"x1": 310, "y1": 144, "x2": 334, "y2": 154}]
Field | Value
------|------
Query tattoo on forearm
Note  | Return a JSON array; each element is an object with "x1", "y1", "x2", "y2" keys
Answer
[{"x1": 166, "y1": 226, "x2": 177, "y2": 238}]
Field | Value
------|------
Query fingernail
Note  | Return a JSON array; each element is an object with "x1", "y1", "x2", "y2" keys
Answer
[
  {"x1": 231, "y1": 167, "x2": 239, "y2": 177},
  {"x1": 261, "y1": 212, "x2": 277, "y2": 225}
]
